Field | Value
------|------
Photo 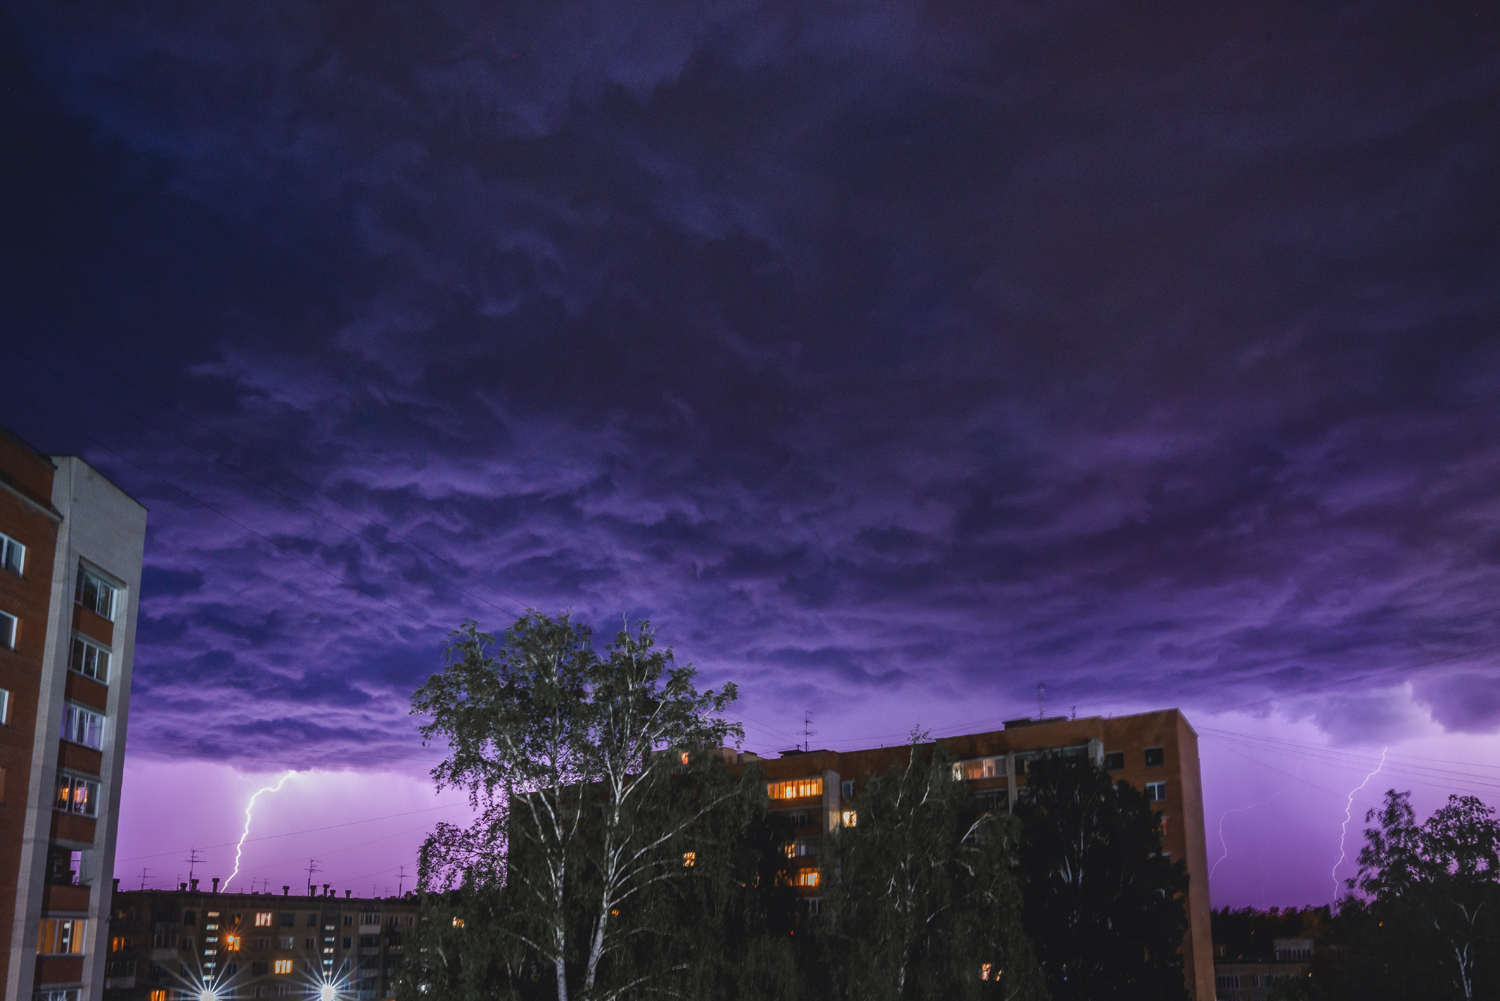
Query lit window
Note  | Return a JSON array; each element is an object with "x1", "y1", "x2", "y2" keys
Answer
[
  {"x1": 37, "y1": 918, "x2": 86, "y2": 955},
  {"x1": 1145, "y1": 781, "x2": 1167, "y2": 802},
  {"x1": 980, "y1": 963, "x2": 993, "y2": 981},
  {"x1": 68, "y1": 637, "x2": 111, "y2": 683},
  {"x1": 0, "y1": 609, "x2": 15, "y2": 649},
  {"x1": 679, "y1": 751, "x2": 690, "y2": 766},
  {"x1": 151, "y1": 992, "x2": 168, "y2": 1001},
  {"x1": 255, "y1": 912, "x2": 273, "y2": 927},
  {"x1": 840, "y1": 810, "x2": 857, "y2": 828},
  {"x1": 682, "y1": 851, "x2": 695, "y2": 867},
  {"x1": 54, "y1": 773, "x2": 100, "y2": 817},
  {"x1": 784, "y1": 839, "x2": 815, "y2": 857},
  {"x1": 273, "y1": 959, "x2": 293, "y2": 974},
  {"x1": 225, "y1": 934, "x2": 241, "y2": 951},
  {"x1": 794, "y1": 869, "x2": 820, "y2": 887},
  {"x1": 952, "y1": 757, "x2": 1004, "y2": 781},
  {"x1": 61, "y1": 703, "x2": 105, "y2": 749},
  {"x1": 451, "y1": 917, "x2": 465, "y2": 928},
  {"x1": 75, "y1": 568, "x2": 118, "y2": 621},
  {"x1": 767, "y1": 777, "x2": 823, "y2": 800},
  {"x1": 0, "y1": 532, "x2": 24, "y2": 574},
  {"x1": 110, "y1": 936, "x2": 127, "y2": 952}
]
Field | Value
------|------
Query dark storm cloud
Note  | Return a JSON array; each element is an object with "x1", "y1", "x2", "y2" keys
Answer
[{"x1": 2, "y1": 0, "x2": 1498, "y2": 765}]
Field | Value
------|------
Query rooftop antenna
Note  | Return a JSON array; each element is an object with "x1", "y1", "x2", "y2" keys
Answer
[
  {"x1": 802, "y1": 711, "x2": 817, "y2": 753},
  {"x1": 1072, "y1": 705, "x2": 1077, "y2": 720},
  {"x1": 1037, "y1": 683, "x2": 1047, "y2": 721},
  {"x1": 305, "y1": 858, "x2": 322, "y2": 895},
  {"x1": 397, "y1": 865, "x2": 407, "y2": 896},
  {"x1": 139, "y1": 867, "x2": 151, "y2": 891},
  {"x1": 186, "y1": 848, "x2": 205, "y2": 882}
]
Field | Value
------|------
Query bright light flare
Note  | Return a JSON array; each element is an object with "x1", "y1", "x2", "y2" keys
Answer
[
  {"x1": 1332, "y1": 747, "x2": 1387, "y2": 900},
  {"x1": 228, "y1": 771, "x2": 295, "y2": 886}
]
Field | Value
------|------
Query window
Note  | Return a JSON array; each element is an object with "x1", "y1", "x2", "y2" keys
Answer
[
  {"x1": 450, "y1": 918, "x2": 465, "y2": 929},
  {"x1": 682, "y1": 851, "x2": 695, "y2": 867},
  {"x1": 0, "y1": 687, "x2": 9, "y2": 724},
  {"x1": 784, "y1": 839, "x2": 815, "y2": 857},
  {"x1": 793, "y1": 869, "x2": 820, "y2": 887},
  {"x1": 150, "y1": 993, "x2": 168, "y2": 1001},
  {"x1": 1013, "y1": 756, "x2": 1028, "y2": 776},
  {"x1": 1145, "y1": 781, "x2": 1167, "y2": 802},
  {"x1": 34, "y1": 992, "x2": 81, "y2": 1001},
  {"x1": 273, "y1": 959, "x2": 293, "y2": 974},
  {"x1": 37, "y1": 918, "x2": 86, "y2": 955},
  {"x1": 55, "y1": 773, "x2": 100, "y2": 816},
  {"x1": 304, "y1": 937, "x2": 314, "y2": 949},
  {"x1": 68, "y1": 637, "x2": 111, "y2": 683},
  {"x1": 343, "y1": 914, "x2": 353, "y2": 926},
  {"x1": 151, "y1": 933, "x2": 176, "y2": 949},
  {"x1": 1103, "y1": 751, "x2": 1124, "y2": 771},
  {"x1": 279, "y1": 912, "x2": 295, "y2": 927},
  {"x1": 110, "y1": 936, "x2": 128, "y2": 952},
  {"x1": 841, "y1": 780, "x2": 855, "y2": 798},
  {"x1": 952, "y1": 756, "x2": 1004, "y2": 781},
  {"x1": 840, "y1": 809, "x2": 857, "y2": 827},
  {"x1": 1216, "y1": 975, "x2": 1240, "y2": 991},
  {"x1": 61, "y1": 703, "x2": 105, "y2": 749},
  {"x1": 1144, "y1": 746, "x2": 1165, "y2": 767},
  {"x1": 278, "y1": 936, "x2": 293, "y2": 949},
  {"x1": 359, "y1": 912, "x2": 380, "y2": 925},
  {"x1": 307, "y1": 914, "x2": 318, "y2": 927},
  {"x1": 0, "y1": 610, "x2": 15, "y2": 649},
  {"x1": 1159, "y1": 815, "x2": 1170, "y2": 839},
  {"x1": 255, "y1": 937, "x2": 270, "y2": 949},
  {"x1": 255, "y1": 912, "x2": 273, "y2": 927},
  {"x1": 225, "y1": 934, "x2": 241, "y2": 951},
  {"x1": 980, "y1": 963, "x2": 993, "y2": 981},
  {"x1": 184, "y1": 910, "x2": 197, "y2": 925},
  {"x1": 767, "y1": 777, "x2": 822, "y2": 800},
  {"x1": 75, "y1": 568, "x2": 118, "y2": 620},
  {"x1": 0, "y1": 532, "x2": 24, "y2": 574},
  {"x1": 342, "y1": 936, "x2": 352, "y2": 949},
  {"x1": 783, "y1": 810, "x2": 811, "y2": 827}
]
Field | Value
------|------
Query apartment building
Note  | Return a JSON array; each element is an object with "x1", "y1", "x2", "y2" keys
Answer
[
  {"x1": 102, "y1": 888, "x2": 419, "y2": 1000},
  {"x1": 735, "y1": 709, "x2": 1216, "y2": 1001},
  {"x1": 0, "y1": 427, "x2": 148, "y2": 1001}
]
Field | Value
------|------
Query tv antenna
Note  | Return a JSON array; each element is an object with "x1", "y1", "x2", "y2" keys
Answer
[
  {"x1": 186, "y1": 848, "x2": 204, "y2": 882},
  {"x1": 139, "y1": 867, "x2": 151, "y2": 891},
  {"x1": 305, "y1": 859, "x2": 322, "y2": 895},
  {"x1": 1037, "y1": 683, "x2": 1047, "y2": 721},
  {"x1": 802, "y1": 711, "x2": 817, "y2": 753},
  {"x1": 397, "y1": 865, "x2": 407, "y2": 896}
]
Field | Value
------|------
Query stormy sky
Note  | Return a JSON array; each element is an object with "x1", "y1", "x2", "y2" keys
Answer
[{"x1": 3, "y1": 0, "x2": 1499, "y2": 905}]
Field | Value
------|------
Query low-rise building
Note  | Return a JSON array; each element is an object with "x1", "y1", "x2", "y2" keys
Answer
[{"x1": 102, "y1": 888, "x2": 418, "y2": 1001}]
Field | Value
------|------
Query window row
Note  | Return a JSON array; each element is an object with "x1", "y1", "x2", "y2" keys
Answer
[
  {"x1": 767, "y1": 777, "x2": 823, "y2": 800},
  {"x1": 70, "y1": 635, "x2": 110, "y2": 682},
  {"x1": 1103, "y1": 746, "x2": 1166, "y2": 771},
  {"x1": 76, "y1": 568, "x2": 119, "y2": 621},
  {"x1": 952, "y1": 756, "x2": 1005, "y2": 781}
]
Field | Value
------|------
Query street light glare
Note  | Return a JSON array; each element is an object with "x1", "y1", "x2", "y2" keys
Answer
[{"x1": 321, "y1": 986, "x2": 337, "y2": 1001}]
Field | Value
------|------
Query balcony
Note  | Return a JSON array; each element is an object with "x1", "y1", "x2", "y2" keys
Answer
[{"x1": 42, "y1": 883, "x2": 90, "y2": 912}]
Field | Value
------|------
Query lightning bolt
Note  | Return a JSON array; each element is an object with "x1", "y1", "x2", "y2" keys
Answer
[
  {"x1": 1331, "y1": 747, "x2": 1387, "y2": 901},
  {"x1": 1211, "y1": 783, "x2": 1293, "y2": 881},
  {"x1": 228, "y1": 772, "x2": 294, "y2": 887}
]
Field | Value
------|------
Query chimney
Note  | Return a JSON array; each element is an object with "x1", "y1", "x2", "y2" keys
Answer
[
  {"x1": 190, "y1": 878, "x2": 199, "y2": 892},
  {"x1": 323, "y1": 883, "x2": 331, "y2": 897},
  {"x1": 212, "y1": 877, "x2": 220, "y2": 894},
  {"x1": 345, "y1": 890, "x2": 352, "y2": 898},
  {"x1": 180, "y1": 883, "x2": 188, "y2": 891},
  {"x1": 113, "y1": 878, "x2": 120, "y2": 893},
  {"x1": 283, "y1": 886, "x2": 290, "y2": 896}
]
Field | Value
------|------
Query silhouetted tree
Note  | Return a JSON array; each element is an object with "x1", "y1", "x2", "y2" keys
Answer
[
  {"x1": 818, "y1": 733, "x2": 1045, "y2": 1001},
  {"x1": 1015, "y1": 752, "x2": 1189, "y2": 1001}
]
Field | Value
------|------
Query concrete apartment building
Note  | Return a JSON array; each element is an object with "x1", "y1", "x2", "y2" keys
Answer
[
  {"x1": 1214, "y1": 937, "x2": 1318, "y2": 1001},
  {"x1": 0, "y1": 427, "x2": 147, "y2": 1001},
  {"x1": 738, "y1": 709, "x2": 1216, "y2": 1001},
  {"x1": 103, "y1": 888, "x2": 419, "y2": 1001}
]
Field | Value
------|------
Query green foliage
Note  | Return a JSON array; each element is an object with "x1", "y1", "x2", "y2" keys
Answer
[
  {"x1": 1211, "y1": 905, "x2": 1330, "y2": 961},
  {"x1": 817, "y1": 735, "x2": 1046, "y2": 1001},
  {"x1": 402, "y1": 613, "x2": 750, "y2": 1001},
  {"x1": 1015, "y1": 753, "x2": 1189, "y2": 1001},
  {"x1": 1334, "y1": 790, "x2": 1500, "y2": 1001}
]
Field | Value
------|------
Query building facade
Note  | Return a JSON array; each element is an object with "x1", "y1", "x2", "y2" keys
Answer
[
  {"x1": 0, "y1": 429, "x2": 148, "y2": 1001},
  {"x1": 736, "y1": 709, "x2": 1216, "y2": 1001},
  {"x1": 103, "y1": 888, "x2": 419, "y2": 1000}
]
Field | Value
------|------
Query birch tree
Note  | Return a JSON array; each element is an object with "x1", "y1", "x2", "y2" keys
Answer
[
  {"x1": 1342, "y1": 790, "x2": 1500, "y2": 1001},
  {"x1": 1014, "y1": 752, "x2": 1189, "y2": 1001},
  {"x1": 818, "y1": 732, "x2": 1045, "y2": 1001},
  {"x1": 407, "y1": 613, "x2": 744, "y2": 1001}
]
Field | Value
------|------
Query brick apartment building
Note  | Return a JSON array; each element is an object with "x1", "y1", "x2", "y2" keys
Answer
[
  {"x1": 0, "y1": 427, "x2": 148, "y2": 1001},
  {"x1": 103, "y1": 888, "x2": 419, "y2": 1000},
  {"x1": 733, "y1": 709, "x2": 1216, "y2": 1001}
]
